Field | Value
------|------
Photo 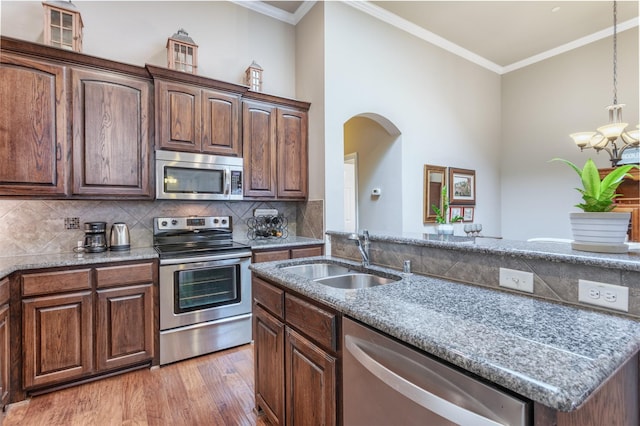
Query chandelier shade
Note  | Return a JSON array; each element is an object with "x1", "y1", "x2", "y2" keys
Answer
[{"x1": 569, "y1": 1, "x2": 639, "y2": 167}]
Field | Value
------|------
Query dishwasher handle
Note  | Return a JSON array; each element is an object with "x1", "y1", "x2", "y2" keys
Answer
[{"x1": 345, "y1": 334, "x2": 506, "y2": 426}]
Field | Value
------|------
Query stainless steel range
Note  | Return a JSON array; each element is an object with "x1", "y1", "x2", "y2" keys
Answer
[{"x1": 154, "y1": 216, "x2": 252, "y2": 365}]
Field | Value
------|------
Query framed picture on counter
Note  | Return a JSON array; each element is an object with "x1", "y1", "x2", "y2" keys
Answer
[{"x1": 449, "y1": 168, "x2": 476, "y2": 205}]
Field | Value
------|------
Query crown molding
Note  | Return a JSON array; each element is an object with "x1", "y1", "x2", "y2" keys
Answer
[
  {"x1": 230, "y1": 1, "x2": 316, "y2": 25},
  {"x1": 232, "y1": 1, "x2": 639, "y2": 75}
]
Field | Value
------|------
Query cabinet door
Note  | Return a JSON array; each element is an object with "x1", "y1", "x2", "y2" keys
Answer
[
  {"x1": 0, "y1": 54, "x2": 68, "y2": 196},
  {"x1": 253, "y1": 304, "x2": 285, "y2": 426},
  {"x1": 243, "y1": 101, "x2": 277, "y2": 197},
  {"x1": 156, "y1": 80, "x2": 201, "y2": 152},
  {"x1": 0, "y1": 304, "x2": 9, "y2": 408},
  {"x1": 277, "y1": 108, "x2": 308, "y2": 199},
  {"x1": 96, "y1": 283, "x2": 154, "y2": 371},
  {"x1": 71, "y1": 68, "x2": 152, "y2": 197},
  {"x1": 23, "y1": 292, "x2": 93, "y2": 389},
  {"x1": 201, "y1": 89, "x2": 241, "y2": 157},
  {"x1": 285, "y1": 327, "x2": 337, "y2": 426}
]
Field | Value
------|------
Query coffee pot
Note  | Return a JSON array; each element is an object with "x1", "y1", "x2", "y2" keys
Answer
[
  {"x1": 109, "y1": 222, "x2": 130, "y2": 251},
  {"x1": 83, "y1": 222, "x2": 107, "y2": 253}
]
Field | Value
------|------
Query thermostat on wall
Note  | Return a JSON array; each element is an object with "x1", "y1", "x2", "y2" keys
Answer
[{"x1": 372, "y1": 188, "x2": 381, "y2": 196}]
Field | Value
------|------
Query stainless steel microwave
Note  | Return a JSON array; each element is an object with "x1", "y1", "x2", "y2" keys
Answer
[{"x1": 155, "y1": 150, "x2": 243, "y2": 200}]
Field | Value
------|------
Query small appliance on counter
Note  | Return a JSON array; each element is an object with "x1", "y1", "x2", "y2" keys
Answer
[
  {"x1": 109, "y1": 222, "x2": 130, "y2": 251},
  {"x1": 83, "y1": 222, "x2": 107, "y2": 253}
]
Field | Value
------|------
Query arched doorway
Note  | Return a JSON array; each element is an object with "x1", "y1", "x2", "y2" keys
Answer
[{"x1": 343, "y1": 113, "x2": 402, "y2": 234}]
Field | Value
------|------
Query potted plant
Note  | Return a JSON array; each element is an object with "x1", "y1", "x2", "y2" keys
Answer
[
  {"x1": 551, "y1": 158, "x2": 639, "y2": 252},
  {"x1": 431, "y1": 185, "x2": 463, "y2": 235}
]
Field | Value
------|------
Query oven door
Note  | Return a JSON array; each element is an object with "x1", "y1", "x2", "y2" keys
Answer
[{"x1": 159, "y1": 255, "x2": 251, "y2": 330}]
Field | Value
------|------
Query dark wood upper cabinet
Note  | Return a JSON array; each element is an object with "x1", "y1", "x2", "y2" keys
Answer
[
  {"x1": 71, "y1": 68, "x2": 153, "y2": 197},
  {"x1": 155, "y1": 80, "x2": 201, "y2": 152},
  {"x1": 0, "y1": 37, "x2": 311, "y2": 200},
  {"x1": 148, "y1": 65, "x2": 243, "y2": 158},
  {"x1": 201, "y1": 89, "x2": 241, "y2": 156},
  {"x1": 243, "y1": 101, "x2": 277, "y2": 198},
  {"x1": 277, "y1": 107, "x2": 308, "y2": 199},
  {"x1": 242, "y1": 95, "x2": 310, "y2": 200},
  {"x1": 0, "y1": 36, "x2": 153, "y2": 199},
  {"x1": 0, "y1": 52, "x2": 68, "y2": 196}
]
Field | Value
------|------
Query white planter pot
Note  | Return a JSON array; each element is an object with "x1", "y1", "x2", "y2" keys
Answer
[
  {"x1": 437, "y1": 224, "x2": 454, "y2": 235},
  {"x1": 569, "y1": 212, "x2": 631, "y2": 253}
]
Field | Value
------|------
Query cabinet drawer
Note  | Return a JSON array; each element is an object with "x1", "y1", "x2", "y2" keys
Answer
[
  {"x1": 96, "y1": 262, "x2": 154, "y2": 288},
  {"x1": 22, "y1": 269, "x2": 91, "y2": 297},
  {"x1": 253, "y1": 277, "x2": 284, "y2": 320},
  {"x1": 291, "y1": 246, "x2": 323, "y2": 259},
  {"x1": 285, "y1": 293, "x2": 337, "y2": 352},
  {"x1": 0, "y1": 277, "x2": 9, "y2": 305},
  {"x1": 253, "y1": 249, "x2": 290, "y2": 263}
]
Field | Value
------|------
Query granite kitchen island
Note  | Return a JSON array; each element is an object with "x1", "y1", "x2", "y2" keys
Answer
[{"x1": 250, "y1": 233, "x2": 640, "y2": 425}]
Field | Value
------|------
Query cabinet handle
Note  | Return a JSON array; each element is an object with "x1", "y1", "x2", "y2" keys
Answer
[
  {"x1": 345, "y1": 335, "x2": 506, "y2": 426},
  {"x1": 56, "y1": 143, "x2": 62, "y2": 161}
]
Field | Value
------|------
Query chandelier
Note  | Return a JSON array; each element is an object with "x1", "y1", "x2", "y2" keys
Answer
[{"x1": 570, "y1": 0, "x2": 639, "y2": 167}]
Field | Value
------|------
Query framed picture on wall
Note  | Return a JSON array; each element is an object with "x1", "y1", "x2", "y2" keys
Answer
[
  {"x1": 449, "y1": 168, "x2": 476, "y2": 205},
  {"x1": 450, "y1": 207, "x2": 462, "y2": 222},
  {"x1": 463, "y1": 207, "x2": 474, "y2": 222}
]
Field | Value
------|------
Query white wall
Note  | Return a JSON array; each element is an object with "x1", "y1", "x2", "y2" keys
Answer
[
  {"x1": 0, "y1": 1, "x2": 296, "y2": 98},
  {"x1": 344, "y1": 117, "x2": 402, "y2": 234},
  {"x1": 295, "y1": 2, "x2": 325, "y2": 201},
  {"x1": 323, "y1": 2, "x2": 502, "y2": 236},
  {"x1": 501, "y1": 28, "x2": 639, "y2": 240}
]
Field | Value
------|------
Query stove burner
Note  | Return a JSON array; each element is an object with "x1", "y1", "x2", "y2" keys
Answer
[{"x1": 153, "y1": 215, "x2": 250, "y2": 260}]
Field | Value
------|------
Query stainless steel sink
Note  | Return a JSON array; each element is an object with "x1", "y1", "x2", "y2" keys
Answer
[
  {"x1": 315, "y1": 273, "x2": 399, "y2": 289},
  {"x1": 280, "y1": 262, "x2": 401, "y2": 290},
  {"x1": 280, "y1": 263, "x2": 353, "y2": 279}
]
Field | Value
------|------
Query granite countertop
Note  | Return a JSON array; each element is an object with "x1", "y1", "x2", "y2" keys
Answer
[
  {"x1": 0, "y1": 247, "x2": 159, "y2": 279},
  {"x1": 249, "y1": 255, "x2": 640, "y2": 412},
  {"x1": 327, "y1": 230, "x2": 640, "y2": 272},
  {"x1": 0, "y1": 236, "x2": 324, "y2": 279},
  {"x1": 240, "y1": 235, "x2": 324, "y2": 250}
]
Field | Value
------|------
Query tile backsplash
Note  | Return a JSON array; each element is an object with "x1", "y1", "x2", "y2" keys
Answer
[{"x1": 0, "y1": 199, "x2": 324, "y2": 256}]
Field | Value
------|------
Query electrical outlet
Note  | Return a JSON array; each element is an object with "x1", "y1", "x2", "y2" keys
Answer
[
  {"x1": 64, "y1": 217, "x2": 80, "y2": 230},
  {"x1": 578, "y1": 280, "x2": 628, "y2": 312},
  {"x1": 499, "y1": 268, "x2": 534, "y2": 293}
]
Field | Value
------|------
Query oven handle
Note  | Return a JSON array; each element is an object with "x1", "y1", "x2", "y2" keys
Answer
[{"x1": 159, "y1": 250, "x2": 252, "y2": 266}]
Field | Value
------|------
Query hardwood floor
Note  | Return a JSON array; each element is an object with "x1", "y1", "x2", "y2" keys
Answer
[{"x1": 3, "y1": 344, "x2": 271, "y2": 426}]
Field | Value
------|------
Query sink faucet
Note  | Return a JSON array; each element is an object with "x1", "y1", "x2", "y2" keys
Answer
[{"x1": 348, "y1": 230, "x2": 370, "y2": 266}]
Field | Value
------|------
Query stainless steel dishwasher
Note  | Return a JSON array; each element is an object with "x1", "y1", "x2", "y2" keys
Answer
[{"x1": 343, "y1": 318, "x2": 530, "y2": 426}]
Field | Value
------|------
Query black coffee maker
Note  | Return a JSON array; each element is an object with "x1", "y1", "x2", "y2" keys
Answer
[{"x1": 83, "y1": 222, "x2": 107, "y2": 252}]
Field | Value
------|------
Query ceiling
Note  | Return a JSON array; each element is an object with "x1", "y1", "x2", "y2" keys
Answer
[{"x1": 253, "y1": 1, "x2": 639, "y2": 74}]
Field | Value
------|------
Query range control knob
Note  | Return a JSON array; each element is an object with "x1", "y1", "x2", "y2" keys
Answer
[
  {"x1": 171, "y1": 219, "x2": 178, "y2": 225},
  {"x1": 221, "y1": 218, "x2": 228, "y2": 225},
  {"x1": 213, "y1": 218, "x2": 219, "y2": 224},
  {"x1": 161, "y1": 221, "x2": 168, "y2": 227}
]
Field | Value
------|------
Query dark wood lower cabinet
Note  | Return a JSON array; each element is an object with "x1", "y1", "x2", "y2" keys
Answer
[
  {"x1": 286, "y1": 328, "x2": 336, "y2": 426},
  {"x1": 252, "y1": 244, "x2": 324, "y2": 264},
  {"x1": 16, "y1": 260, "x2": 157, "y2": 400},
  {"x1": 96, "y1": 284, "x2": 154, "y2": 371},
  {"x1": 0, "y1": 277, "x2": 10, "y2": 409},
  {"x1": 254, "y1": 304, "x2": 285, "y2": 426},
  {"x1": 22, "y1": 291, "x2": 94, "y2": 389},
  {"x1": 252, "y1": 276, "x2": 339, "y2": 426}
]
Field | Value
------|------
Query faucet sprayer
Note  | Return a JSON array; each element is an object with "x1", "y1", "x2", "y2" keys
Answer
[{"x1": 349, "y1": 230, "x2": 370, "y2": 267}]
